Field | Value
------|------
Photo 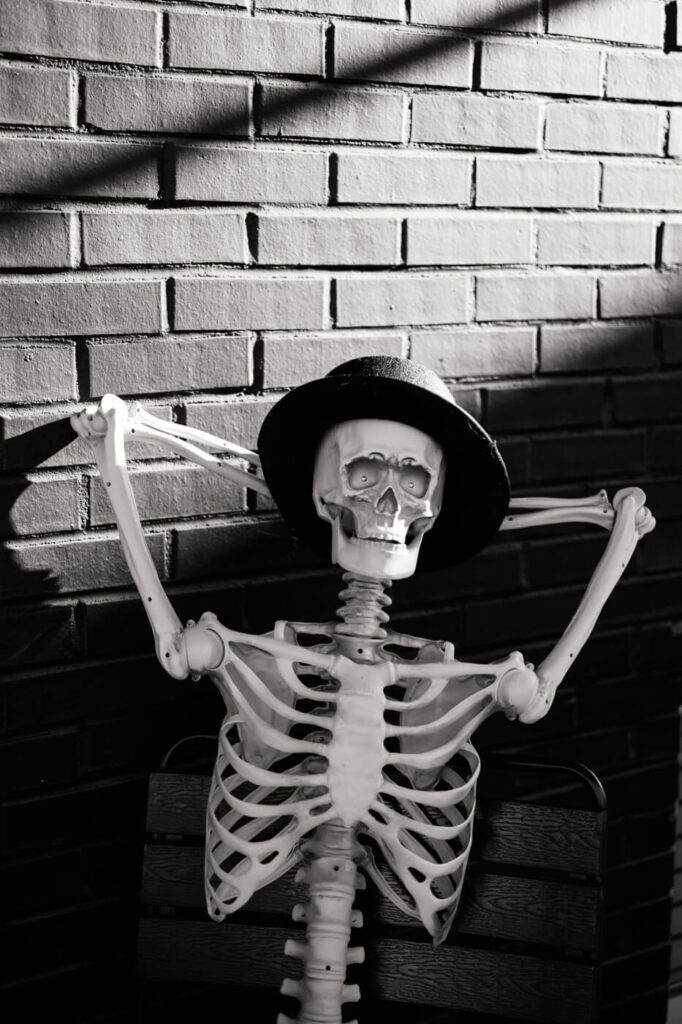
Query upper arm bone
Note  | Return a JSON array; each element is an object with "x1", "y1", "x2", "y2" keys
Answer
[{"x1": 72, "y1": 394, "x2": 189, "y2": 679}]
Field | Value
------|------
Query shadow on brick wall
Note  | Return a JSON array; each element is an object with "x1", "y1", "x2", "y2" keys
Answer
[{"x1": 0, "y1": 0, "x2": 586, "y2": 218}]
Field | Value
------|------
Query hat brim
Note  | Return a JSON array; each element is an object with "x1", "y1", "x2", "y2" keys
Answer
[{"x1": 258, "y1": 375, "x2": 509, "y2": 569}]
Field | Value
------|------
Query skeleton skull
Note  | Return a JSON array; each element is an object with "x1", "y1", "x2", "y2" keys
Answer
[{"x1": 313, "y1": 418, "x2": 445, "y2": 580}]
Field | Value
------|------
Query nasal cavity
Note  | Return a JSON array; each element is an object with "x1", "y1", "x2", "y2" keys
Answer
[{"x1": 376, "y1": 487, "x2": 398, "y2": 515}]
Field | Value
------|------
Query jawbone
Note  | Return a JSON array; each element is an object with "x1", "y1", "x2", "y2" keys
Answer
[{"x1": 331, "y1": 517, "x2": 420, "y2": 580}]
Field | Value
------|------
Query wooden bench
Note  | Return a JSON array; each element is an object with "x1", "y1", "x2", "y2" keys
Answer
[{"x1": 137, "y1": 759, "x2": 606, "y2": 1024}]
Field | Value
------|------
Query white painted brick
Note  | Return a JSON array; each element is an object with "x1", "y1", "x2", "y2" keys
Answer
[
  {"x1": 546, "y1": 102, "x2": 664, "y2": 156},
  {"x1": 607, "y1": 52, "x2": 682, "y2": 103},
  {"x1": 334, "y1": 23, "x2": 472, "y2": 88},
  {"x1": 662, "y1": 220, "x2": 682, "y2": 265},
  {"x1": 0, "y1": 212, "x2": 72, "y2": 269},
  {"x1": 258, "y1": 214, "x2": 399, "y2": 266},
  {"x1": 85, "y1": 74, "x2": 250, "y2": 135},
  {"x1": 256, "y1": 0, "x2": 402, "y2": 13},
  {"x1": 407, "y1": 213, "x2": 532, "y2": 266},
  {"x1": 549, "y1": 0, "x2": 664, "y2": 46},
  {"x1": 113, "y1": 337, "x2": 250, "y2": 394},
  {"x1": 537, "y1": 216, "x2": 655, "y2": 266},
  {"x1": 88, "y1": 334, "x2": 252, "y2": 395},
  {"x1": 0, "y1": 0, "x2": 160, "y2": 65},
  {"x1": 540, "y1": 323, "x2": 655, "y2": 372},
  {"x1": 411, "y1": 327, "x2": 534, "y2": 377},
  {"x1": 0, "y1": 280, "x2": 164, "y2": 338},
  {"x1": 411, "y1": 0, "x2": 541, "y2": 33},
  {"x1": 0, "y1": 343, "x2": 75, "y2": 403},
  {"x1": 0, "y1": 63, "x2": 74, "y2": 128},
  {"x1": 173, "y1": 0, "x2": 247, "y2": 5},
  {"x1": 335, "y1": 274, "x2": 469, "y2": 327},
  {"x1": 480, "y1": 40, "x2": 601, "y2": 97},
  {"x1": 601, "y1": 162, "x2": 682, "y2": 210},
  {"x1": 260, "y1": 83, "x2": 403, "y2": 142},
  {"x1": 82, "y1": 212, "x2": 246, "y2": 266},
  {"x1": 90, "y1": 463, "x2": 245, "y2": 526},
  {"x1": 175, "y1": 146, "x2": 326, "y2": 203},
  {"x1": 336, "y1": 151, "x2": 471, "y2": 205},
  {"x1": 476, "y1": 273, "x2": 595, "y2": 321},
  {"x1": 185, "y1": 397, "x2": 276, "y2": 451},
  {"x1": 169, "y1": 12, "x2": 323, "y2": 75},
  {"x1": 0, "y1": 138, "x2": 160, "y2": 198},
  {"x1": 173, "y1": 276, "x2": 328, "y2": 331},
  {"x1": 262, "y1": 333, "x2": 404, "y2": 388},
  {"x1": 600, "y1": 271, "x2": 682, "y2": 317},
  {"x1": 412, "y1": 94, "x2": 541, "y2": 149},
  {"x1": 476, "y1": 158, "x2": 599, "y2": 209},
  {"x1": 668, "y1": 109, "x2": 682, "y2": 157}
]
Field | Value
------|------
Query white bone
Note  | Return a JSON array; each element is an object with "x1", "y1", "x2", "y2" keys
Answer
[
  {"x1": 69, "y1": 395, "x2": 271, "y2": 679},
  {"x1": 313, "y1": 419, "x2": 445, "y2": 580},
  {"x1": 501, "y1": 490, "x2": 614, "y2": 531},
  {"x1": 201, "y1": 613, "x2": 489, "y2": 956},
  {"x1": 132, "y1": 403, "x2": 262, "y2": 466},
  {"x1": 76, "y1": 390, "x2": 656, "y2": 1022},
  {"x1": 71, "y1": 394, "x2": 189, "y2": 678},
  {"x1": 521, "y1": 486, "x2": 655, "y2": 723},
  {"x1": 128, "y1": 414, "x2": 270, "y2": 495},
  {"x1": 280, "y1": 824, "x2": 364, "y2": 1023}
]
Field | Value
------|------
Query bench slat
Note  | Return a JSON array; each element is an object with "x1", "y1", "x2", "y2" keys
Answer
[
  {"x1": 137, "y1": 919, "x2": 597, "y2": 1024},
  {"x1": 146, "y1": 773, "x2": 604, "y2": 875},
  {"x1": 475, "y1": 800, "x2": 604, "y2": 875},
  {"x1": 141, "y1": 844, "x2": 601, "y2": 950}
]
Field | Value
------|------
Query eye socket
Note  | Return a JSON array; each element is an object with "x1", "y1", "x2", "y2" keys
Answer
[
  {"x1": 346, "y1": 456, "x2": 386, "y2": 490},
  {"x1": 397, "y1": 464, "x2": 430, "y2": 498}
]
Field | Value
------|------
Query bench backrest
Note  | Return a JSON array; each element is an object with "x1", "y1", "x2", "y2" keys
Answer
[{"x1": 138, "y1": 762, "x2": 606, "y2": 1024}]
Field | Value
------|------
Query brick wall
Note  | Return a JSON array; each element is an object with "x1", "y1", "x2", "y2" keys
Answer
[{"x1": 1, "y1": 1, "x2": 681, "y2": 1021}]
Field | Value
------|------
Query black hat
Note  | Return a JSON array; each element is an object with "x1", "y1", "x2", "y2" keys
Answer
[{"x1": 258, "y1": 355, "x2": 509, "y2": 569}]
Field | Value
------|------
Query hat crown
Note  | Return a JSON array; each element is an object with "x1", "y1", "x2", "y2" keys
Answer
[{"x1": 327, "y1": 356, "x2": 455, "y2": 406}]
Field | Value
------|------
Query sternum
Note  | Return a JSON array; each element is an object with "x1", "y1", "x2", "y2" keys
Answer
[
  {"x1": 326, "y1": 688, "x2": 386, "y2": 826},
  {"x1": 322, "y1": 572, "x2": 393, "y2": 827}
]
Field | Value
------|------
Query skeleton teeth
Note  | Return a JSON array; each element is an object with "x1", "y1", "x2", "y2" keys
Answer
[{"x1": 350, "y1": 536, "x2": 401, "y2": 546}]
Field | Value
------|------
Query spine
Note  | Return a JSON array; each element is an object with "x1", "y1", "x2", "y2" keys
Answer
[
  {"x1": 335, "y1": 572, "x2": 392, "y2": 638},
  {"x1": 278, "y1": 823, "x2": 365, "y2": 1024}
]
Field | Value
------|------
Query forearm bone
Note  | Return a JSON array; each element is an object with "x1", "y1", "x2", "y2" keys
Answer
[{"x1": 127, "y1": 403, "x2": 270, "y2": 496}]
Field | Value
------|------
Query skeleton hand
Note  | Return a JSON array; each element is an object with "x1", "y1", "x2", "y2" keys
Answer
[
  {"x1": 613, "y1": 487, "x2": 655, "y2": 538},
  {"x1": 70, "y1": 402, "x2": 110, "y2": 441}
]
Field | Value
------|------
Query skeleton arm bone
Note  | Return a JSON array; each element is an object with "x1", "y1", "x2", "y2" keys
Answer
[
  {"x1": 499, "y1": 487, "x2": 655, "y2": 723},
  {"x1": 500, "y1": 489, "x2": 616, "y2": 531},
  {"x1": 390, "y1": 487, "x2": 653, "y2": 724},
  {"x1": 71, "y1": 396, "x2": 274, "y2": 678},
  {"x1": 520, "y1": 487, "x2": 654, "y2": 723},
  {"x1": 71, "y1": 394, "x2": 190, "y2": 678},
  {"x1": 127, "y1": 404, "x2": 270, "y2": 496}
]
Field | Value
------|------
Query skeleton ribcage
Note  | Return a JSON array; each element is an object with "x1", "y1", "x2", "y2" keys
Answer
[{"x1": 204, "y1": 621, "x2": 496, "y2": 944}]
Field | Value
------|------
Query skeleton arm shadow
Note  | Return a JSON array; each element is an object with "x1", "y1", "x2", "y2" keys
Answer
[{"x1": 70, "y1": 394, "x2": 273, "y2": 679}]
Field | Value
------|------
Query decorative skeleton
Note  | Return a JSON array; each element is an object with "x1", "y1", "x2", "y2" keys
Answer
[{"x1": 71, "y1": 357, "x2": 654, "y2": 1024}]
